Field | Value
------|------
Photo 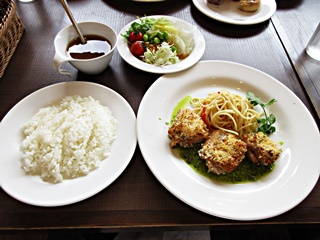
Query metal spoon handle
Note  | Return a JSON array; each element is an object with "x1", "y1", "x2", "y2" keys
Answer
[{"x1": 59, "y1": 0, "x2": 86, "y2": 44}]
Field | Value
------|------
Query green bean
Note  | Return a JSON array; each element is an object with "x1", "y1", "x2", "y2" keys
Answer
[
  {"x1": 149, "y1": 32, "x2": 158, "y2": 40},
  {"x1": 163, "y1": 31, "x2": 170, "y2": 41},
  {"x1": 143, "y1": 34, "x2": 149, "y2": 42},
  {"x1": 157, "y1": 31, "x2": 164, "y2": 40},
  {"x1": 171, "y1": 46, "x2": 178, "y2": 52},
  {"x1": 154, "y1": 37, "x2": 161, "y2": 44}
]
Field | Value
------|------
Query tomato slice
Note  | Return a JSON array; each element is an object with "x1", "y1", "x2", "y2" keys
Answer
[
  {"x1": 128, "y1": 32, "x2": 144, "y2": 44},
  {"x1": 130, "y1": 41, "x2": 145, "y2": 57},
  {"x1": 200, "y1": 103, "x2": 213, "y2": 131}
]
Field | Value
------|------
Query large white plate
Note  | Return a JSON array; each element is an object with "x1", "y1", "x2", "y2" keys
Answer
[
  {"x1": 192, "y1": 0, "x2": 276, "y2": 25},
  {"x1": 0, "y1": 82, "x2": 137, "y2": 207},
  {"x1": 137, "y1": 60, "x2": 320, "y2": 220},
  {"x1": 117, "y1": 15, "x2": 205, "y2": 74}
]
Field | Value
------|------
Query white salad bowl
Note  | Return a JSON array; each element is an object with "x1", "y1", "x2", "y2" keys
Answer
[{"x1": 117, "y1": 15, "x2": 206, "y2": 74}]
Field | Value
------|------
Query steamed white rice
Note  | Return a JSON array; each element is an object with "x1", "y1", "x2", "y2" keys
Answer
[{"x1": 20, "y1": 95, "x2": 117, "y2": 183}]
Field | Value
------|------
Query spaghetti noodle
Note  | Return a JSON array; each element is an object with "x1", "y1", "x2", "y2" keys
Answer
[{"x1": 191, "y1": 90, "x2": 260, "y2": 137}]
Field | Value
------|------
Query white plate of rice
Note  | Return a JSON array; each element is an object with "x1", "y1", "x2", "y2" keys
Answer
[{"x1": 0, "y1": 81, "x2": 137, "y2": 207}]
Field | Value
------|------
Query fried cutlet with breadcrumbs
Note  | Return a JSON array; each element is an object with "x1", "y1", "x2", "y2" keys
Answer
[
  {"x1": 242, "y1": 132, "x2": 282, "y2": 166},
  {"x1": 168, "y1": 108, "x2": 210, "y2": 148},
  {"x1": 198, "y1": 130, "x2": 247, "y2": 175}
]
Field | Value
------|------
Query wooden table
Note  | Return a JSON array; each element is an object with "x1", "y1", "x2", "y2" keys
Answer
[
  {"x1": 272, "y1": 0, "x2": 320, "y2": 118},
  {"x1": 0, "y1": 0, "x2": 319, "y2": 234}
]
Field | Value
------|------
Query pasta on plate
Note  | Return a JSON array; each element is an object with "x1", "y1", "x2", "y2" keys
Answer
[{"x1": 191, "y1": 89, "x2": 260, "y2": 137}]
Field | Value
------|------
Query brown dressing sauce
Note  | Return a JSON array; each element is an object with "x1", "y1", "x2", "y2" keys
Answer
[{"x1": 67, "y1": 34, "x2": 112, "y2": 60}]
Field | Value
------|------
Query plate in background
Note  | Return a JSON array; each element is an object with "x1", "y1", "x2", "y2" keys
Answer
[{"x1": 192, "y1": 0, "x2": 276, "y2": 25}]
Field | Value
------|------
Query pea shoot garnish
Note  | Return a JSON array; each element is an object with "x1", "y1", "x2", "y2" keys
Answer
[{"x1": 246, "y1": 92, "x2": 277, "y2": 135}]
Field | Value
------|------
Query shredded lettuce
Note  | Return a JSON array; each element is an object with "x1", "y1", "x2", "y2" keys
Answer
[{"x1": 143, "y1": 42, "x2": 180, "y2": 66}]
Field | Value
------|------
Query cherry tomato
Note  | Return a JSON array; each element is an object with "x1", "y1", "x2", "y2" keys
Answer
[
  {"x1": 130, "y1": 41, "x2": 145, "y2": 57},
  {"x1": 128, "y1": 32, "x2": 144, "y2": 43}
]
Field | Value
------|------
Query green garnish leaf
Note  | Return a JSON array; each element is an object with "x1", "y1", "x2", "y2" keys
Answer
[
  {"x1": 121, "y1": 16, "x2": 155, "y2": 42},
  {"x1": 247, "y1": 92, "x2": 277, "y2": 135}
]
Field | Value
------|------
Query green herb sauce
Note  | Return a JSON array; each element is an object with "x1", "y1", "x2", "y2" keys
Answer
[
  {"x1": 170, "y1": 95, "x2": 192, "y2": 124},
  {"x1": 177, "y1": 143, "x2": 274, "y2": 184}
]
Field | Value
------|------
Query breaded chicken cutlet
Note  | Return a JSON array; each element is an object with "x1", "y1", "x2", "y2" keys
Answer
[
  {"x1": 198, "y1": 130, "x2": 247, "y2": 175},
  {"x1": 242, "y1": 132, "x2": 282, "y2": 166},
  {"x1": 168, "y1": 108, "x2": 210, "y2": 148}
]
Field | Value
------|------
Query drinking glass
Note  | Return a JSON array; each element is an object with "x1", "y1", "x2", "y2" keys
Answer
[
  {"x1": 18, "y1": 0, "x2": 37, "y2": 2},
  {"x1": 306, "y1": 22, "x2": 320, "y2": 61}
]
